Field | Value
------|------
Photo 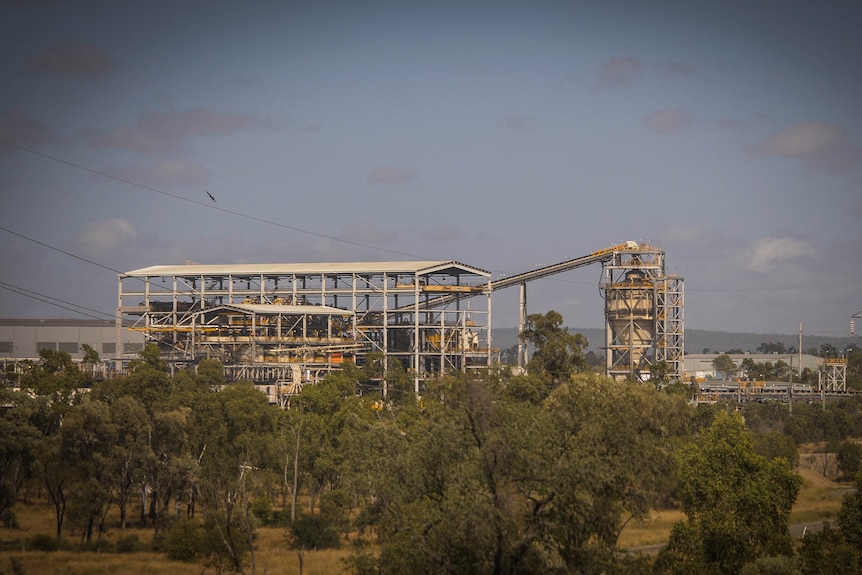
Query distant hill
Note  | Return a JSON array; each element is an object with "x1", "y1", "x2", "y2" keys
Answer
[{"x1": 491, "y1": 327, "x2": 856, "y2": 355}]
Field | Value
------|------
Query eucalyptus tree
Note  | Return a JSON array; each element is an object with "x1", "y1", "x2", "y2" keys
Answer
[
  {"x1": 0, "y1": 387, "x2": 40, "y2": 527},
  {"x1": 520, "y1": 310, "x2": 588, "y2": 383},
  {"x1": 20, "y1": 349, "x2": 86, "y2": 435},
  {"x1": 656, "y1": 411, "x2": 802, "y2": 575},
  {"x1": 16, "y1": 349, "x2": 87, "y2": 537},
  {"x1": 194, "y1": 382, "x2": 279, "y2": 575},
  {"x1": 838, "y1": 471, "x2": 862, "y2": 556},
  {"x1": 37, "y1": 432, "x2": 70, "y2": 537},
  {"x1": 105, "y1": 395, "x2": 153, "y2": 530},
  {"x1": 712, "y1": 354, "x2": 737, "y2": 379},
  {"x1": 343, "y1": 372, "x2": 691, "y2": 575},
  {"x1": 290, "y1": 366, "x2": 366, "y2": 514},
  {"x1": 538, "y1": 372, "x2": 691, "y2": 572},
  {"x1": 57, "y1": 399, "x2": 117, "y2": 542},
  {"x1": 276, "y1": 402, "x2": 306, "y2": 522}
]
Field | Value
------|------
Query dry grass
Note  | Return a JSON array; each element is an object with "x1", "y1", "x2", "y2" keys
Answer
[
  {"x1": 618, "y1": 466, "x2": 852, "y2": 550},
  {"x1": 618, "y1": 509, "x2": 686, "y2": 548},
  {"x1": 0, "y1": 539, "x2": 350, "y2": 575},
  {"x1": 3, "y1": 466, "x2": 853, "y2": 573},
  {"x1": 0, "y1": 551, "x2": 203, "y2": 575},
  {"x1": 788, "y1": 468, "x2": 851, "y2": 524},
  {"x1": 1, "y1": 500, "x2": 354, "y2": 575},
  {"x1": 253, "y1": 528, "x2": 352, "y2": 575},
  {"x1": 1, "y1": 499, "x2": 55, "y2": 540}
]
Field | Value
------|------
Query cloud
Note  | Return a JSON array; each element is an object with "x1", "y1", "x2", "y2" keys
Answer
[
  {"x1": 420, "y1": 226, "x2": 465, "y2": 243},
  {"x1": 367, "y1": 165, "x2": 419, "y2": 185},
  {"x1": 746, "y1": 236, "x2": 815, "y2": 272},
  {"x1": 106, "y1": 158, "x2": 211, "y2": 187},
  {"x1": 0, "y1": 109, "x2": 53, "y2": 150},
  {"x1": 753, "y1": 121, "x2": 862, "y2": 174},
  {"x1": 300, "y1": 119, "x2": 322, "y2": 134},
  {"x1": 74, "y1": 219, "x2": 138, "y2": 254},
  {"x1": 497, "y1": 115, "x2": 537, "y2": 131},
  {"x1": 24, "y1": 41, "x2": 117, "y2": 78},
  {"x1": 595, "y1": 57, "x2": 642, "y2": 89},
  {"x1": 718, "y1": 117, "x2": 750, "y2": 131},
  {"x1": 339, "y1": 222, "x2": 398, "y2": 244},
  {"x1": 643, "y1": 109, "x2": 690, "y2": 134},
  {"x1": 5, "y1": 0, "x2": 64, "y2": 5},
  {"x1": 85, "y1": 107, "x2": 262, "y2": 153},
  {"x1": 664, "y1": 61, "x2": 694, "y2": 77}
]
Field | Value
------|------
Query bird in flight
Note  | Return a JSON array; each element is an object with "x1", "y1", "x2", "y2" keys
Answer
[{"x1": 206, "y1": 190, "x2": 216, "y2": 203}]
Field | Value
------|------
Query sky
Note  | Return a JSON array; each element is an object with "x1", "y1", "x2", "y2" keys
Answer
[{"x1": 1, "y1": 0, "x2": 860, "y2": 337}]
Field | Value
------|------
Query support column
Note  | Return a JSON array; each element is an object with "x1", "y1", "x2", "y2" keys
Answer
[{"x1": 518, "y1": 282, "x2": 528, "y2": 368}]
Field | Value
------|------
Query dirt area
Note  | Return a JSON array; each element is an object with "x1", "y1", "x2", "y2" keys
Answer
[{"x1": 797, "y1": 467, "x2": 842, "y2": 489}]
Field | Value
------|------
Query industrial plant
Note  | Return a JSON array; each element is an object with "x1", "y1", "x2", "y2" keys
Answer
[{"x1": 111, "y1": 242, "x2": 685, "y2": 398}]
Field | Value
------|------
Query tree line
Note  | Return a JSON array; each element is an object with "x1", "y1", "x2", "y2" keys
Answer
[
  {"x1": 2, "y1": 311, "x2": 862, "y2": 574},
  {"x1": 712, "y1": 345, "x2": 861, "y2": 388}
]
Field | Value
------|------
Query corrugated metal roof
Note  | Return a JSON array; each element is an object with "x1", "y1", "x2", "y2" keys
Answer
[{"x1": 122, "y1": 260, "x2": 490, "y2": 277}]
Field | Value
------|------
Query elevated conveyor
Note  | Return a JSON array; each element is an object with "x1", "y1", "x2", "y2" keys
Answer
[
  {"x1": 410, "y1": 241, "x2": 683, "y2": 381},
  {"x1": 415, "y1": 242, "x2": 637, "y2": 310}
]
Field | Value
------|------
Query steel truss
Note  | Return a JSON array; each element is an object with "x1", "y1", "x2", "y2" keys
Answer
[
  {"x1": 819, "y1": 357, "x2": 847, "y2": 392},
  {"x1": 118, "y1": 261, "x2": 492, "y2": 393},
  {"x1": 601, "y1": 245, "x2": 685, "y2": 382}
]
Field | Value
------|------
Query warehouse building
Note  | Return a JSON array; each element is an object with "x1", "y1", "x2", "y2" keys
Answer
[{"x1": 0, "y1": 318, "x2": 145, "y2": 377}]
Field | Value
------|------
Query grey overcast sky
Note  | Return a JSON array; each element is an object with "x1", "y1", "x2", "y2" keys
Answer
[{"x1": 1, "y1": 0, "x2": 860, "y2": 335}]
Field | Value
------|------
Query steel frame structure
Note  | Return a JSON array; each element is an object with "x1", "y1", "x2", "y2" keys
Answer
[
  {"x1": 655, "y1": 275, "x2": 685, "y2": 378},
  {"x1": 819, "y1": 357, "x2": 847, "y2": 392},
  {"x1": 116, "y1": 244, "x2": 685, "y2": 393},
  {"x1": 117, "y1": 261, "x2": 492, "y2": 393},
  {"x1": 600, "y1": 245, "x2": 685, "y2": 382}
]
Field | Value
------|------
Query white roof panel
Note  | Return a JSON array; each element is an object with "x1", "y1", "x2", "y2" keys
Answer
[{"x1": 123, "y1": 260, "x2": 489, "y2": 277}]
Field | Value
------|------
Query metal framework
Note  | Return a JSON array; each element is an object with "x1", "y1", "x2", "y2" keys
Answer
[
  {"x1": 819, "y1": 357, "x2": 847, "y2": 392},
  {"x1": 116, "y1": 244, "x2": 686, "y2": 394},
  {"x1": 655, "y1": 275, "x2": 685, "y2": 378},
  {"x1": 600, "y1": 244, "x2": 684, "y2": 382},
  {"x1": 117, "y1": 261, "x2": 492, "y2": 393}
]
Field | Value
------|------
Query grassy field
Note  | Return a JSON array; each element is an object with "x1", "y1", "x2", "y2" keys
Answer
[
  {"x1": 0, "y1": 467, "x2": 852, "y2": 574},
  {"x1": 617, "y1": 467, "x2": 852, "y2": 549},
  {"x1": 0, "y1": 500, "x2": 350, "y2": 575}
]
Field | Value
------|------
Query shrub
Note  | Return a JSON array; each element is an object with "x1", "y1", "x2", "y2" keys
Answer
[
  {"x1": 160, "y1": 518, "x2": 204, "y2": 562},
  {"x1": 79, "y1": 539, "x2": 114, "y2": 553},
  {"x1": 836, "y1": 440, "x2": 862, "y2": 480},
  {"x1": 287, "y1": 512, "x2": 341, "y2": 551},
  {"x1": 1, "y1": 509, "x2": 19, "y2": 530},
  {"x1": 251, "y1": 497, "x2": 273, "y2": 525},
  {"x1": 115, "y1": 534, "x2": 143, "y2": 553},
  {"x1": 27, "y1": 534, "x2": 61, "y2": 551}
]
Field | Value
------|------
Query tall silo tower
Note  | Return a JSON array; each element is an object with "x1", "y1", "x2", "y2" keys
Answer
[{"x1": 601, "y1": 242, "x2": 684, "y2": 382}]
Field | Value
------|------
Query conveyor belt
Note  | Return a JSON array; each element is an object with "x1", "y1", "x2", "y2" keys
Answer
[{"x1": 415, "y1": 242, "x2": 635, "y2": 310}]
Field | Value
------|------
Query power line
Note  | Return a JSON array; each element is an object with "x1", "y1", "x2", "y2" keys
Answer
[
  {"x1": 0, "y1": 138, "x2": 429, "y2": 261},
  {"x1": 1, "y1": 139, "x2": 855, "y2": 300},
  {"x1": 0, "y1": 281, "x2": 116, "y2": 321},
  {"x1": 0, "y1": 226, "x2": 122, "y2": 274},
  {"x1": 689, "y1": 283, "x2": 849, "y2": 293},
  {"x1": 0, "y1": 139, "x2": 612, "y2": 289}
]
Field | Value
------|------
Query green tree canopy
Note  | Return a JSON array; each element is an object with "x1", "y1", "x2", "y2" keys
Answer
[
  {"x1": 520, "y1": 310, "x2": 588, "y2": 383},
  {"x1": 0, "y1": 388, "x2": 40, "y2": 526},
  {"x1": 345, "y1": 372, "x2": 690, "y2": 575},
  {"x1": 657, "y1": 411, "x2": 802, "y2": 575},
  {"x1": 837, "y1": 471, "x2": 862, "y2": 554},
  {"x1": 712, "y1": 353, "x2": 737, "y2": 378}
]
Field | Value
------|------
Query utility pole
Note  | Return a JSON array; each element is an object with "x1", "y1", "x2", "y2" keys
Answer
[
  {"x1": 791, "y1": 322, "x2": 801, "y2": 414},
  {"x1": 518, "y1": 282, "x2": 528, "y2": 369},
  {"x1": 798, "y1": 323, "x2": 803, "y2": 380}
]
